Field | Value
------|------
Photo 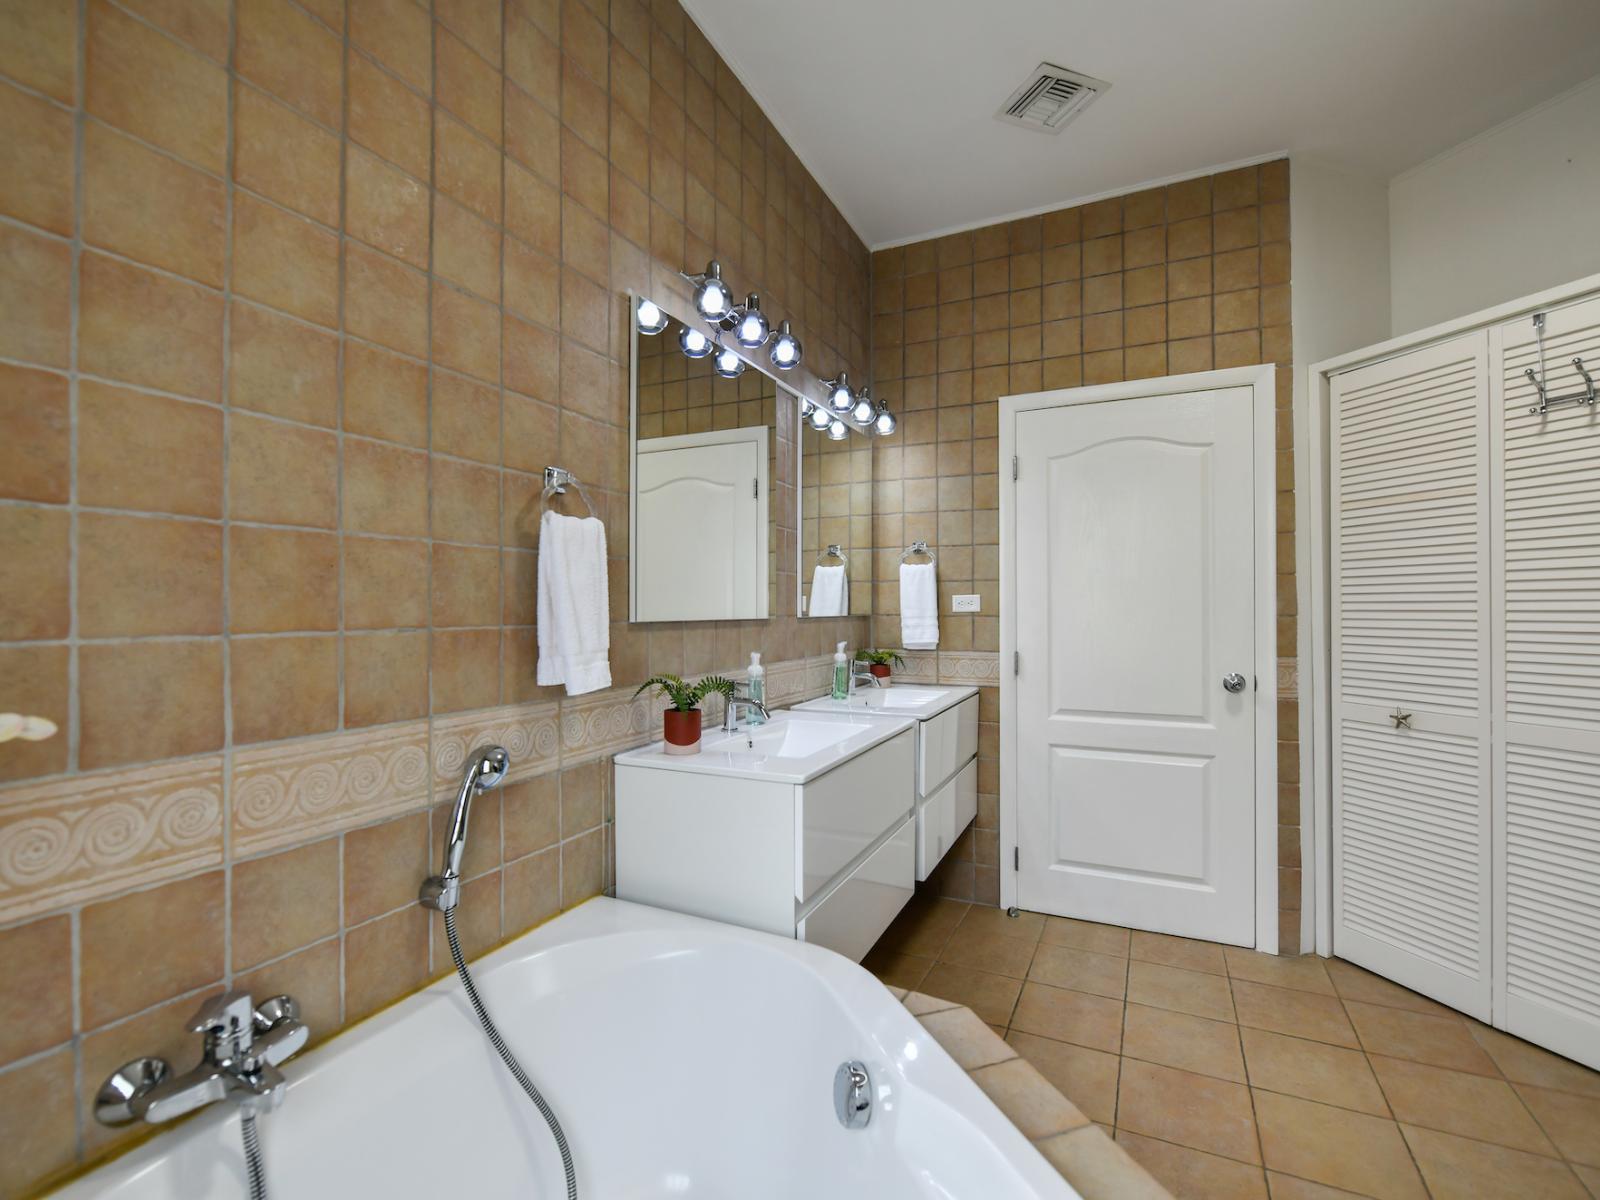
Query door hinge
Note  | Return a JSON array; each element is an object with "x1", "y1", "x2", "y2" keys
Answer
[
  {"x1": 1013, "y1": 650, "x2": 1020, "y2": 676},
  {"x1": 1012, "y1": 455, "x2": 1019, "y2": 481},
  {"x1": 753, "y1": 478, "x2": 759, "y2": 499},
  {"x1": 1014, "y1": 846, "x2": 1020, "y2": 871}
]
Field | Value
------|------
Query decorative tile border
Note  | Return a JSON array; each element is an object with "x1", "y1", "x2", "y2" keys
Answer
[
  {"x1": 1278, "y1": 656, "x2": 1298, "y2": 697},
  {"x1": 558, "y1": 690, "x2": 656, "y2": 766},
  {"x1": 938, "y1": 650, "x2": 1001, "y2": 685},
  {"x1": 0, "y1": 756, "x2": 224, "y2": 921},
  {"x1": 233, "y1": 723, "x2": 430, "y2": 858},
  {"x1": 432, "y1": 703, "x2": 561, "y2": 789}
]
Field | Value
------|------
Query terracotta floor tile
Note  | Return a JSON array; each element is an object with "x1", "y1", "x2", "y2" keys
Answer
[
  {"x1": 1117, "y1": 1057, "x2": 1261, "y2": 1164},
  {"x1": 1232, "y1": 979, "x2": 1359, "y2": 1048},
  {"x1": 1253, "y1": 1090, "x2": 1427, "y2": 1200},
  {"x1": 1131, "y1": 929, "x2": 1228, "y2": 975},
  {"x1": 919, "y1": 962, "x2": 1023, "y2": 1026},
  {"x1": 970, "y1": 1057, "x2": 1090, "y2": 1139},
  {"x1": 1011, "y1": 981, "x2": 1126, "y2": 1053},
  {"x1": 1515, "y1": 1084, "x2": 1600, "y2": 1167},
  {"x1": 1028, "y1": 943, "x2": 1129, "y2": 999},
  {"x1": 1008, "y1": 1029, "x2": 1121, "y2": 1124},
  {"x1": 1264, "y1": 1172, "x2": 1371, "y2": 1198},
  {"x1": 1225, "y1": 947, "x2": 1335, "y2": 996},
  {"x1": 1127, "y1": 959, "x2": 1236, "y2": 1022},
  {"x1": 1572, "y1": 1162, "x2": 1600, "y2": 1196},
  {"x1": 1325, "y1": 958, "x2": 1456, "y2": 1017},
  {"x1": 861, "y1": 948, "x2": 933, "y2": 991},
  {"x1": 1241, "y1": 1027, "x2": 1389, "y2": 1116},
  {"x1": 919, "y1": 1006, "x2": 1017, "y2": 1070},
  {"x1": 876, "y1": 897, "x2": 969, "y2": 957},
  {"x1": 1401, "y1": 1123, "x2": 1590, "y2": 1200},
  {"x1": 1123, "y1": 1002, "x2": 1247, "y2": 1083},
  {"x1": 1343, "y1": 1000, "x2": 1497, "y2": 1076},
  {"x1": 940, "y1": 920, "x2": 1040, "y2": 978},
  {"x1": 1369, "y1": 1053, "x2": 1555, "y2": 1155},
  {"x1": 957, "y1": 903, "x2": 1046, "y2": 942},
  {"x1": 1117, "y1": 1130, "x2": 1270, "y2": 1200},
  {"x1": 1036, "y1": 1127, "x2": 1171, "y2": 1200},
  {"x1": 1469, "y1": 1024, "x2": 1600, "y2": 1099},
  {"x1": 903, "y1": 990, "x2": 960, "y2": 1016},
  {"x1": 1042, "y1": 915, "x2": 1131, "y2": 956}
]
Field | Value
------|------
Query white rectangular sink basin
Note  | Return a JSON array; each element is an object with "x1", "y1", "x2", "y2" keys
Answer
[
  {"x1": 614, "y1": 710, "x2": 915, "y2": 783},
  {"x1": 793, "y1": 684, "x2": 978, "y2": 719}
]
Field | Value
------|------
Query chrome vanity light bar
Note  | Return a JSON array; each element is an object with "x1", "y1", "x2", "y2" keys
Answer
[{"x1": 677, "y1": 261, "x2": 802, "y2": 369}]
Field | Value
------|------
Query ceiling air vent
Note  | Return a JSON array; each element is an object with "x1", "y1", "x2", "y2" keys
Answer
[{"x1": 996, "y1": 63, "x2": 1109, "y2": 134}]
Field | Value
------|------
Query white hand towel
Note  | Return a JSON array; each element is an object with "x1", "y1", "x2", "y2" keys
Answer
[
  {"x1": 900, "y1": 561, "x2": 939, "y2": 650},
  {"x1": 536, "y1": 511, "x2": 612, "y2": 696},
  {"x1": 809, "y1": 564, "x2": 848, "y2": 617}
]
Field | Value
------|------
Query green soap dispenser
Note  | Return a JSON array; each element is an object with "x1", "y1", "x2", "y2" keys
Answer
[
  {"x1": 831, "y1": 642, "x2": 850, "y2": 700},
  {"x1": 747, "y1": 652, "x2": 766, "y2": 724}
]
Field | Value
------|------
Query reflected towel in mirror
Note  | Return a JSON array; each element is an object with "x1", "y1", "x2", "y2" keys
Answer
[
  {"x1": 536, "y1": 511, "x2": 612, "y2": 696},
  {"x1": 900, "y1": 561, "x2": 938, "y2": 649},
  {"x1": 809, "y1": 564, "x2": 848, "y2": 617}
]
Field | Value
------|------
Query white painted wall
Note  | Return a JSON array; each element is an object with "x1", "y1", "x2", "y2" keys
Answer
[
  {"x1": 1390, "y1": 76, "x2": 1600, "y2": 335},
  {"x1": 1288, "y1": 156, "x2": 1392, "y2": 951}
]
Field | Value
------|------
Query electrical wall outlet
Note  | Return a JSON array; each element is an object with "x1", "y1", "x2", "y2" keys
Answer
[{"x1": 951, "y1": 594, "x2": 981, "y2": 613}]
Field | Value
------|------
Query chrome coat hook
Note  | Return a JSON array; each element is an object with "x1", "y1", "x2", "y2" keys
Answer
[{"x1": 1525, "y1": 312, "x2": 1597, "y2": 416}]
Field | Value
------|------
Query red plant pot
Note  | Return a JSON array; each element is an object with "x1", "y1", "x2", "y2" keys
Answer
[
  {"x1": 869, "y1": 663, "x2": 892, "y2": 683},
  {"x1": 662, "y1": 708, "x2": 702, "y2": 755}
]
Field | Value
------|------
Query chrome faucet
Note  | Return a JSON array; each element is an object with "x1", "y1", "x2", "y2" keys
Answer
[
  {"x1": 421, "y1": 745, "x2": 509, "y2": 914},
  {"x1": 851, "y1": 665, "x2": 885, "y2": 691},
  {"x1": 723, "y1": 690, "x2": 771, "y2": 733},
  {"x1": 95, "y1": 991, "x2": 308, "y2": 1126}
]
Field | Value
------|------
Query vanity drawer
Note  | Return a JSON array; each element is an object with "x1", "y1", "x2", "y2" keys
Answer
[
  {"x1": 918, "y1": 694, "x2": 979, "y2": 796},
  {"x1": 798, "y1": 728, "x2": 915, "y2": 904},
  {"x1": 799, "y1": 816, "x2": 914, "y2": 962},
  {"x1": 916, "y1": 757, "x2": 977, "y2": 880}
]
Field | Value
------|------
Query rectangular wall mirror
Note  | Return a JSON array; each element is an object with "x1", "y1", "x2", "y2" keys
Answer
[{"x1": 628, "y1": 293, "x2": 873, "y2": 625}]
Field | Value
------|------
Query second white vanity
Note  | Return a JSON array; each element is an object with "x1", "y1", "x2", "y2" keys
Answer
[
  {"x1": 794, "y1": 685, "x2": 979, "y2": 882},
  {"x1": 614, "y1": 711, "x2": 917, "y2": 961}
]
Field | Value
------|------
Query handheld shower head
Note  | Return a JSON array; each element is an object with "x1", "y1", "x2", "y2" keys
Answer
[{"x1": 421, "y1": 745, "x2": 510, "y2": 913}]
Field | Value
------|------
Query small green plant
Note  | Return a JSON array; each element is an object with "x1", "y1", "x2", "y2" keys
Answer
[
  {"x1": 633, "y1": 674, "x2": 737, "y2": 712},
  {"x1": 853, "y1": 648, "x2": 906, "y2": 669}
]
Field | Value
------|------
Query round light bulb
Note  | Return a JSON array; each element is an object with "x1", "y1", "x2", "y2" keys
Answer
[
  {"x1": 809, "y1": 404, "x2": 833, "y2": 430},
  {"x1": 679, "y1": 326, "x2": 712, "y2": 358},
  {"x1": 636, "y1": 298, "x2": 668, "y2": 335},
  {"x1": 769, "y1": 321, "x2": 801, "y2": 369},
  {"x1": 828, "y1": 374, "x2": 853, "y2": 412},
  {"x1": 851, "y1": 395, "x2": 875, "y2": 423},
  {"x1": 693, "y1": 262, "x2": 730, "y2": 319},
  {"x1": 737, "y1": 311, "x2": 766, "y2": 346},
  {"x1": 874, "y1": 407, "x2": 897, "y2": 436},
  {"x1": 827, "y1": 418, "x2": 847, "y2": 440},
  {"x1": 713, "y1": 345, "x2": 744, "y2": 378}
]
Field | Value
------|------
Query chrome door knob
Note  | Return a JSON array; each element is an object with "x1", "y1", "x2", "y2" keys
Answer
[{"x1": 1222, "y1": 673, "x2": 1247, "y2": 693}]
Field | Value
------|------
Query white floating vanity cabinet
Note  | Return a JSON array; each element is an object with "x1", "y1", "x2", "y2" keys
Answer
[
  {"x1": 613, "y1": 717, "x2": 917, "y2": 963},
  {"x1": 794, "y1": 686, "x2": 980, "y2": 881}
]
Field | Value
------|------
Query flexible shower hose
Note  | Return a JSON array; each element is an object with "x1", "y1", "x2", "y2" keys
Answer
[
  {"x1": 240, "y1": 1110, "x2": 268, "y2": 1200},
  {"x1": 444, "y1": 908, "x2": 579, "y2": 1200}
]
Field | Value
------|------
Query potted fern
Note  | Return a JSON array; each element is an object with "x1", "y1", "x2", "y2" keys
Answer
[
  {"x1": 634, "y1": 674, "x2": 737, "y2": 755},
  {"x1": 854, "y1": 648, "x2": 906, "y2": 684}
]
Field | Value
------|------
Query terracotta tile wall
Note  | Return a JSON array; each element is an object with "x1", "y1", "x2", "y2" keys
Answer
[
  {"x1": 0, "y1": 0, "x2": 869, "y2": 1192},
  {"x1": 867, "y1": 161, "x2": 1300, "y2": 949}
]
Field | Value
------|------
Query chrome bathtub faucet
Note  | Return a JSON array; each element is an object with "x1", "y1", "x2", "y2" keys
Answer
[{"x1": 96, "y1": 991, "x2": 309, "y2": 1126}]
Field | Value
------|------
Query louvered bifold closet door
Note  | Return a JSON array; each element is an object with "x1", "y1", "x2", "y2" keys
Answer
[
  {"x1": 1332, "y1": 332, "x2": 1493, "y2": 1020},
  {"x1": 1495, "y1": 297, "x2": 1600, "y2": 1070}
]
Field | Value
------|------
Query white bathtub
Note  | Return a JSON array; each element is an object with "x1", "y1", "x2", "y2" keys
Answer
[{"x1": 57, "y1": 898, "x2": 1078, "y2": 1199}]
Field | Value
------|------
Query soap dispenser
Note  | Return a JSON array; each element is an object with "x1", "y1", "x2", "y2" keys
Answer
[
  {"x1": 831, "y1": 642, "x2": 850, "y2": 700},
  {"x1": 747, "y1": 652, "x2": 766, "y2": 724}
]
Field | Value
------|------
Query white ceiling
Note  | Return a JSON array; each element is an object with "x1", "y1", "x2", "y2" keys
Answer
[{"x1": 680, "y1": 0, "x2": 1600, "y2": 249}]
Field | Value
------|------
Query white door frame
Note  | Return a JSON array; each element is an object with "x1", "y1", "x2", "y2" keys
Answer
[
  {"x1": 1302, "y1": 271, "x2": 1600, "y2": 957},
  {"x1": 1000, "y1": 364, "x2": 1281, "y2": 953}
]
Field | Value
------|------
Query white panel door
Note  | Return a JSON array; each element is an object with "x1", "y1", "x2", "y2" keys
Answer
[
  {"x1": 1332, "y1": 332, "x2": 1493, "y2": 1020},
  {"x1": 635, "y1": 426, "x2": 767, "y2": 621},
  {"x1": 1495, "y1": 297, "x2": 1600, "y2": 1068},
  {"x1": 1015, "y1": 386, "x2": 1257, "y2": 945}
]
